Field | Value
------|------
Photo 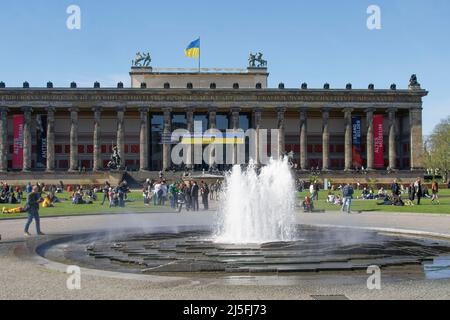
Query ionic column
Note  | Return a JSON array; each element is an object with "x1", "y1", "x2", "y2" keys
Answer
[
  {"x1": 162, "y1": 107, "x2": 172, "y2": 171},
  {"x1": 230, "y1": 107, "x2": 240, "y2": 165},
  {"x1": 321, "y1": 108, "x2": 330, "y2": 171},
  {"x1": 22, "y1": 107, "x2": 33, "y2": 172},
  {"x1": 46, "y1": 107, "x2": 56, "y2": 172},
  {"x1": 252, "y1": 108, "x2": 262, "y2": 165},
  {"x1": 410, "y1": 107, "x2": 424, "y2": 171},
  {"x1": 387, "y1": 108, "x2": 397, "y2": 170},
  {"x1": 0, "y1": 107, "x2": 8, "y2": 172},
  {"x1": 92, "y1": 107, "x2": 102, "y2": 171},
  {"x1": 343, "y1": 108, "x2": 353, "y2": 171},
  {"x1": 139, "y1": 107, "x2": 149, "y2": 171},
  {"x1": 299, "y1": 108, "x2": 308, "y2": 170},
  {"x1": 186, "y1": 107, "x2": 195, "y2": 170},
  {"x1": 116, "y1": 107, "x2": 126, "y2": 170},
  {"x1": 365, "y1": 108, "x2": 375, "y2": 170},
  {"x1": 69, "y1": 107, "x2": 79, "y2": 172},
  {"x1": 277, "y1": 107, "x2": 286, "y2": 159},
  {"x1": 208, "y1": 107, "x2": 217, "y2": 167}
]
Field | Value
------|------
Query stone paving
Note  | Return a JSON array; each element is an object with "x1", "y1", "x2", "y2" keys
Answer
[{"x1": 0, "y1": 210, "x2": 450, "y2": 300}]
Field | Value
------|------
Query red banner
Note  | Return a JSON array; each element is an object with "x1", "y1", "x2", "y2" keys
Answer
[
  {"x1": 373, "y1": 114, "x2": 384, "y2": 169},
  {"x1": 13, "y1": 115, "x2": 24, "y2": 170}
]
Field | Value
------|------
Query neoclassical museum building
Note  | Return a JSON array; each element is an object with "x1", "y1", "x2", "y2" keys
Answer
[{"x1": 0, "y1": 59, "x2": 427, "y2": 179}]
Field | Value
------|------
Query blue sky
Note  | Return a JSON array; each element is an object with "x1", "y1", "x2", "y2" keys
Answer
[{"x1": 0, "y1": 0, "x2": 449, "y2": 134}]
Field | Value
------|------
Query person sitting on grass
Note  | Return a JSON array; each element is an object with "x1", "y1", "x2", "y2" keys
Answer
[
  {"x1": 42, "y1": 195, "x2": 54, "y2": 208},
  {"x1": 377, "y1": 187, "x2": 386, "y2": 199},
  {"x1": 326, "y1": 192, "x2": 335, "y2": 204},
  {"x1": 302, "y1": 196, "x2": 314, "y2": 213},
  {"x1": 334, "y1": 194, "x2": 343, "y2": 206}
]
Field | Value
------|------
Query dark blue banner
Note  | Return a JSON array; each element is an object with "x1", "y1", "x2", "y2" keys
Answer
[
  {"x1": 352, "y1": 116, "x2": 362, "y2": 168},
  {"x1": 36, "y1": 115, "x2": 47, "y2": 169}
]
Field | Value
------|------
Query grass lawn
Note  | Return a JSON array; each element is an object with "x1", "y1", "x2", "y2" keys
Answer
[
  {"x1": 0, "y1": 191, "x2": 173, "y2": 219},
  {"x1": 299, "y1": 189, "x2": 450, "y2": 214},
  {"x1": 1, "y1": 188, "x2": 449, "y2": 220}
]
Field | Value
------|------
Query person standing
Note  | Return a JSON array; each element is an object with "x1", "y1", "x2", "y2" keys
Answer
[
  {"x1": 191, "y1": 181, "x2": 199, "y2": 211},
  {"x1": 309, "y1": 183, "x2": 315, "y2": 199},
  {"x1": 153, "y1": 181, "x2": 162, "y2": 206},
  {"x1": 201, "y1": 181, "x2": 209, "y2": 210},
  {"x1": 391, "y1": 179, "x2": 400, "y2": 202},
  {"x1": 24, "y1": 186, "x2": 45, "y2": 237},
  {"x1": 414, "y1": 178, "x2": 422, "y2": 205},
  {"x1": 314, "y1": 181, "x2": 320, "y2": 201},
  {"x1": 341, "y1": 183, "x2": 354, "y2": 214},
  {"x1": 101, "y1": 181, "x2": 111, "y2": 205},
  {"x1": 184, "y1": 182, "x2": 192, "y2": 211}
]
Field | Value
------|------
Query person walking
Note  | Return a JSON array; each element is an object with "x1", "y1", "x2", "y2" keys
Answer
[
  {"x1": 431, "y1": 181, "x2": 440, "y2": 204},
  {"x1": 191, "y1": 181, "x2": 199, "y2": 211},
  {"x1": 341, "y1": 183, "x2": 354, "y2": 214},
  {"x1": 24, "y1": 186, "x2": 45, "y2": 237}
]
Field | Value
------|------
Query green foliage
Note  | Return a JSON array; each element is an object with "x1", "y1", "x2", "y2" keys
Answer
[{"x1": 425, "y1": 116, "x2": 450, "y2": 182}]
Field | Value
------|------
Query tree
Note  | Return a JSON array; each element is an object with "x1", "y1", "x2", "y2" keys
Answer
[{"x1": 424, "y1": 116, "x2": 450, "y2": 182}]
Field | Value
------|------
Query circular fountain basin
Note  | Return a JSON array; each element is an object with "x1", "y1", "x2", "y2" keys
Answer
[{"x1": 39, "y1": 225, "x2": 450, "y2": 277}]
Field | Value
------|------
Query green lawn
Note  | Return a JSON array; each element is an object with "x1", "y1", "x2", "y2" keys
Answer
[
  {"x1": 300, "y1": 189, "x2": 450, "y2": 214},
  {"x1": 0, "y1": 191, "x2": 173, "y2": 219},
  {"x1": 1, "y1": 188, "x2": 449, "y2": 220}
]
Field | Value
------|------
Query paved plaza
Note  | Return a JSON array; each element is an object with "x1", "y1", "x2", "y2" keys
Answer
[{"x1": 1, "y1": 210, "x2": 449, "y2": 300}]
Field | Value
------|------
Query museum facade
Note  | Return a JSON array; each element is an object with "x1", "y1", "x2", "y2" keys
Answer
[{"x1": 0, "y1": 64, "x2": 427, "y2": 173}]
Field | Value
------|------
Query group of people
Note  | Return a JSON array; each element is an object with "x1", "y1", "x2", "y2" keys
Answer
[
  {"x1": 142, "y1": 179, "x2": 213, "y2": 212},
  {"x1": 100, "y1": 181, "x2": 130, "y2": 208},
  {"x1": 0, "y1": 182, "x2": 23, "y2": 204}
]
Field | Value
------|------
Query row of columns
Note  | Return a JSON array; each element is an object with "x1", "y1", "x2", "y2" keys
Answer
[
  {"x1": 0, "y1": 105, "x2": 424, "y2": 172},
  {"x1": 0, "y1": 106, "x2": 150, "y2": 172},
  {"x1": 249, "y1": 106, "x2": 422, "y2": 172}
]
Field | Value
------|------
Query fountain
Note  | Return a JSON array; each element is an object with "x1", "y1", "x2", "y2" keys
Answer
[
  {"x1": 36, "y1": 161, "x2": 450, "y2": 278},
  {"x1": 215, "y1": 159, "x2": 296, "y2": 244}
]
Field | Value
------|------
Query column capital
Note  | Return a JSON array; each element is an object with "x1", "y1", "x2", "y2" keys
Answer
[
  {"x1": 342, "y1": 107, "x2": 354, "y2": 114},
  {"x1": 208, "y1": 106, "x2": 218, "y2": 112},
  {"x1": 138, "y1": 106, "x2": 150, "y2": 114},
  {"x1": 277, "y1": 107, "x2": 286, "y2": 113},
  {"x1": 162, "y1": 107, "x2": 172, "y2": 114},
  {"x1": 92, "y1": 106, "x2": 103, "y2": 113},
  {"x1": 230, "y1": 107, "x2": 241, "y2": 114},
  {"x1": 46, "y1": 106, "x2": 56, "y2": 113},
  {"x1": 321, "y1": 107, "x2": 331, "y2": 113},
  {"x1": 386, "y1": 107, "x2": 398, "y2": 114},
  {"x1": 185, "y1": 106, "x2": 195, "y2": 113},
  {"x1": 253, "y1": 107, "x2": 263, "y2": 114},
  {"x1": 409, "y1": 106, "x2": 423, "y2": 112},
  {"x1": 116, "y1": 106, "x2": 126, "y2": 113},
  {"x1": 21, "y1": 106, "x2": 33, "y2": 113},
  {"x1": 69, "y1": 107, "x2": 79, "y2": 113},
  {"x1": 299, "y1": 107, "x2": 308, "y2": 113},
  {"x1": 0, "y1": 107, "x2": 8, "y2": 115},
  {"x1": 365, "y1": 107, "x2": 375, "y2": 113}
]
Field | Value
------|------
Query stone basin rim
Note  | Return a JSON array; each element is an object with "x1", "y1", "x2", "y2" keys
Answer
[{"x1": 29, "y1": 223, "x2": 450, "y2": 282}]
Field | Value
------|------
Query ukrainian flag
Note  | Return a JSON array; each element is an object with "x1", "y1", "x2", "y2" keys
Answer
[{"x1": 185, "y1": 38, "x2": 200, "y2": 58}]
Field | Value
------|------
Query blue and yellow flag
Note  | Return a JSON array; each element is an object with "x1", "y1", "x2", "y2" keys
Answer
[{"x1": 185, "y1": 38, "x2": 200, "y2": 58}]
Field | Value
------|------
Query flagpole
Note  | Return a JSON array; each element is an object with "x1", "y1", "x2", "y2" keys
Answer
[{"x1": 198, "y1": 36, "x2": 201, "y2": 73}]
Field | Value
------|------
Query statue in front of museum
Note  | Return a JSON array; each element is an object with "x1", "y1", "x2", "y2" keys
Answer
[
  {"x1": 132, "y1": 52, "x2": 152, "y2": 67},
  {"x1": 107, "y1": 146, "x2": 122, "y2": 170},
  {"x1": 248, "y1": 52, "x2": 267, "y2": 68}
]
